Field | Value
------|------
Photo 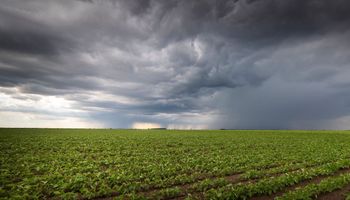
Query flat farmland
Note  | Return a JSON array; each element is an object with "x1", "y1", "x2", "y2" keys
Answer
[{"x1": 2, "y1": 129, "x2": 350, "y2": 199}]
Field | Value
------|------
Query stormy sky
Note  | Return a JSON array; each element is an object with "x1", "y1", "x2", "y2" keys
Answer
[{"x1": 1, "y1": 0, "x2": 350, "y2": 129}]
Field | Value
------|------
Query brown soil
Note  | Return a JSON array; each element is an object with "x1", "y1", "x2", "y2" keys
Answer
[
  {"x1": 316, "y1": 184, "x2": 350, "y2": 200},
  {"x1": 92, "y1": 160, "x2": 349, "y2": 200},
  {"x1": 251, "y1": 168, "x2": 350, "y2": 200}
]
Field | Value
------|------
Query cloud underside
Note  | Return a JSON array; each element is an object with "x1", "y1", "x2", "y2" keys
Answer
[{"x1": 1, "y1": 0, "x2": 350, "y2": 129}]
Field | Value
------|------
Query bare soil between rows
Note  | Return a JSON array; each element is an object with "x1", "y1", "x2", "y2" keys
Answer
[{"x1": 91, "y1": 159, "x2": 350, "y2": 200}]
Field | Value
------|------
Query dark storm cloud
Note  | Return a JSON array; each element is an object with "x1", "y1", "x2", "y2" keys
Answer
[
  {"x1": 0, "y1": 29, "x2": 67, "y2": 56},
  {"x1": 1, "y1": 0, "x2": 350, "y2": 128},
  {"x1": 0, "y1": 7, "x2": 73, "y2": 56}
]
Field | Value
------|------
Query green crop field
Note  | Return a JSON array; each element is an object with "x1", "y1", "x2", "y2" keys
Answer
[{"x1": 2, "y1": 129, "x2": 350, "y2": 199}]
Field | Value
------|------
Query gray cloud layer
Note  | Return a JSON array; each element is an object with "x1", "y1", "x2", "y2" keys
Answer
[{"x1": 1, "y1": 0, "x2": 350, "y2": 129}]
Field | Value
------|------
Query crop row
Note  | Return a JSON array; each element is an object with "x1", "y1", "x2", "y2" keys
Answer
[
  {"x1": 116, "y1": 159, "x2": 350, "y2": 199},
  {"x1": 201, "y1": 159, "x2": 350, "y2": 199},
  {"x1": 277, "y1": 172, "x2": 350, "y2": 199}
]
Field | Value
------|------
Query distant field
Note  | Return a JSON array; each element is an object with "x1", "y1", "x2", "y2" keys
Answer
[{"x1": 2, "y1": 129, "x2": 350, "y2": 199}]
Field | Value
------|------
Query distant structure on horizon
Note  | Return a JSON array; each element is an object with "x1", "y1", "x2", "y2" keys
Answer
[{"x1": 148, "y1": 128, "x2": 167, "y2": 130}]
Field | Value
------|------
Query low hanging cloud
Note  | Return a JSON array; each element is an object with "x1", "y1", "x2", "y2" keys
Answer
[{"x1": 0, "y1": 0, "x2": 350, "y2": 129}]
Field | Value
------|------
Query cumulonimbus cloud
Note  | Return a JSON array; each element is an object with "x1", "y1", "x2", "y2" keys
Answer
[{"x1": 0, "y1": 0, "x2": 350, "y2": 129}]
